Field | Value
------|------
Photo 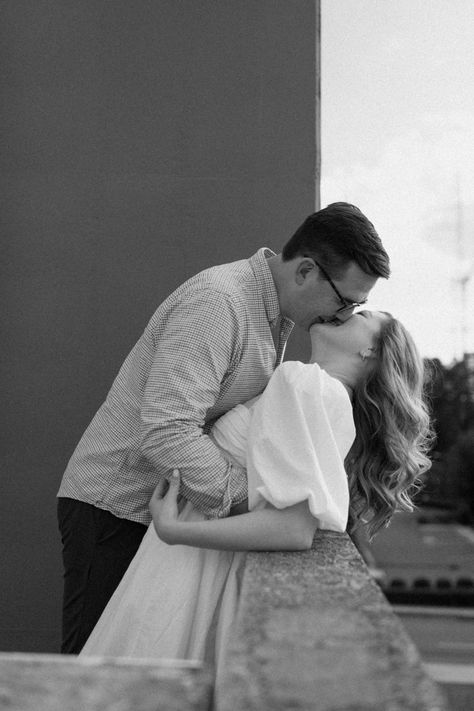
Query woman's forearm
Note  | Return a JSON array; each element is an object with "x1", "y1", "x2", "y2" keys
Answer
[{"x1": 159, "y1": 500, "x2": 317, "y2": 551}]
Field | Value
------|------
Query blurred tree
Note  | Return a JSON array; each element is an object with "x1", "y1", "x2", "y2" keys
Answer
[
  {"x1": 420, "y1": 355, "x2": 474, "y2": 516},
  {"x1": 445, "y1": 428, "x2": 474, "y2": 523}
]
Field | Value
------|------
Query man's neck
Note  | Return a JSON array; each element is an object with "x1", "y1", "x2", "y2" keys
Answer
[{"x1": 266, "y1": 253, "x2": 285, "y2": 309}]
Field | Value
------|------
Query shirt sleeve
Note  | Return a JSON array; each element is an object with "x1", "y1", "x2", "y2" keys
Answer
[
  {"x1": 246, "y1": 361, "x2": 353, "y2": 532},
  {"x1": 139, "y1": 288, "x2": 248, "y2": 518}
]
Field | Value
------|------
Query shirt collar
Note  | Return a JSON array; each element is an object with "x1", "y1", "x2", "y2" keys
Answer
[{"x1": 249, "y1": 248, "x2": 285, "y2": 327}]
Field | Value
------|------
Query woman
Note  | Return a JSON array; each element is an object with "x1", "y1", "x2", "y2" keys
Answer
[{"x1": 80, "y1": 311, "x2": 432, "y2": 669}]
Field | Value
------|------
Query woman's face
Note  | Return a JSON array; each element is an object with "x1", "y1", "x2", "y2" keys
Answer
[{"x1": 310, "y1": 310, "x2": 390, "y2": 359}]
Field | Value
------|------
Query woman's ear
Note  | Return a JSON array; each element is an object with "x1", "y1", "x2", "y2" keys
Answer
[{"x1": 359, "y1": 347, "x2": 376, "y2": 361}]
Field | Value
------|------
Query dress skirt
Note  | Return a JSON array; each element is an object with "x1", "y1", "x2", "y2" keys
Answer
[{"x1": 80, "y1": 501, "x2": 245, "y2": 669}]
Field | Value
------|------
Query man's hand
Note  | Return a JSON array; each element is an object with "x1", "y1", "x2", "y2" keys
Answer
[{"x1": 149, "y1": 469, "x2": 181, "y2": 543}]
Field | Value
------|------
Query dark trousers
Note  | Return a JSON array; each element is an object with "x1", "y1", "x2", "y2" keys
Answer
[{"x1": 57, "y1": 497, "x2": 148, "y2": 654}]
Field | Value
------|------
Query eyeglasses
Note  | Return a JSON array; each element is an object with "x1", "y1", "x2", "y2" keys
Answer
[{"x1": 311, "y1": 258, "x2": 362, "y2": 314}]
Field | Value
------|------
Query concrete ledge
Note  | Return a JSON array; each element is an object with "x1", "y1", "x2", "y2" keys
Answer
[
  {"x1": 1, "y1": 535, "x2": 449, "y2": 711},
  {"x1": 217, "y1": 531, "x2": 449, "y2": 711},
  {"x1": 0, "y1": 653, "x2": 213, "y2": 711}
]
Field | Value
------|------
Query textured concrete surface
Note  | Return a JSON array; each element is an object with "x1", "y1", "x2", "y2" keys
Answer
[
  {"x1": 217, "y1": 531, "x2": 449, "y2": 711},
  {"x1": 0, "y1": 653, "x2": 213, "y2": 711},
  {"x1": 0, "y1": 535, "x2": 450, "y2": 711}
]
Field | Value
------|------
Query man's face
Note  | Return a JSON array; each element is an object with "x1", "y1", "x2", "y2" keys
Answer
[{"x1": 285, "y1": 258, "x2": 378, "y2": 331}]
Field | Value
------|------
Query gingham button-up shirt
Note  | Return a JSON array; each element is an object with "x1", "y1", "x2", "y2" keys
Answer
[{"x1": 58, "y1": 249, "x2": 294, "y2": 523}]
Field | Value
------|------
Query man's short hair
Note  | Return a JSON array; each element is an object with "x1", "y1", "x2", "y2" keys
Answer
[{"x1": 282, "y1": 202, "x2": 390, "y2": 279}]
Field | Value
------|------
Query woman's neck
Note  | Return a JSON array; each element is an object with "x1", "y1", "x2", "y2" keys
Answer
[{"x1": 308, "y1": 353, "x2": 358, "y2": 398}]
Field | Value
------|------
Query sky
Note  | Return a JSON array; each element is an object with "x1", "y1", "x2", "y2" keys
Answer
[{"x1": 321, "y1": 0, "x2": 474, "y2": 363}]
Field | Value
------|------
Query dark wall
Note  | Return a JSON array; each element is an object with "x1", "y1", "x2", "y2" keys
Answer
[{"x1": 1, "y1": 0, "x2": 320, "y2": 651}]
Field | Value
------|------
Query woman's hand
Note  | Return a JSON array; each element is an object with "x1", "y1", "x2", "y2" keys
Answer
[{"x1": 149, "y1": 469, "x2": 181, "y2": 544}]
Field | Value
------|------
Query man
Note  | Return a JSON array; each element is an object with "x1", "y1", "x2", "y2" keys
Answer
[{"x1": 57, "y1": 201, "x2": 390, "y2": 653}]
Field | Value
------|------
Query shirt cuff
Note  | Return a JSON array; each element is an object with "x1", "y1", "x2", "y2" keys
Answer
[{"x1": 212, "y1": 463, "x2": 248, "y2": 519}]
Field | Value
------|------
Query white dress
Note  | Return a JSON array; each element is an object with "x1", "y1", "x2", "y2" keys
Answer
[{"x1": 79, "y1": 362, "x2": 355, "y2": 667}]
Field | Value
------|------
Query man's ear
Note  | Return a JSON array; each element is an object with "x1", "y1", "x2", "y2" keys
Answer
[{"x1": 295, "y1": 257, "x2": 315, "y2": 285}]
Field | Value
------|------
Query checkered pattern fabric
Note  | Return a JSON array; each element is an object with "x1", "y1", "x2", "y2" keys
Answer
[{"x1": 58, "y1": 249, "x2": 293, "y2": 522}]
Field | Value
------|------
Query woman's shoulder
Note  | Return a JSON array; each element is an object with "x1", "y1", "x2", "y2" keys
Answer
[
  {"x1": 274, "y1": 360, "x2": 323, "y2": 378},
  {"x1": 273, "y1": 360, "x2": 327, "y2": 390},
  {"x1": 274, "y1": 361, "x2": 351, "y2": 407}
]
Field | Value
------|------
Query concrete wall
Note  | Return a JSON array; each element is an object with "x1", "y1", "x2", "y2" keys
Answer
[{"x1": 1, "y1": 1, "x2": 320, "y2": 651}]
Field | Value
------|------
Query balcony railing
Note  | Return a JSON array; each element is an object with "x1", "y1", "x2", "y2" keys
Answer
[{"x1": 0, "y1": 531, "x2": 448, "y2": 711}]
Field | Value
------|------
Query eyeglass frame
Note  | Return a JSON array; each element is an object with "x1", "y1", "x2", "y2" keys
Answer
[{"x1": 308, "y1": 256, "x2": 364, "y2": 314}]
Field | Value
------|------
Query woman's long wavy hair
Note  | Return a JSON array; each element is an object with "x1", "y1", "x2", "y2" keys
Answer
[{"x1": 346, "y1": 315, "x2": 434, "y2": 539}]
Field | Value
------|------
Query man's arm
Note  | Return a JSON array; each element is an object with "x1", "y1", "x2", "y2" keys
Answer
[
  {"x1": 140, "y1": 289, "x2": 248, "y2": 519},
  {"x1": 150, "y1": 472, "x2": 317, "y2": 551}
]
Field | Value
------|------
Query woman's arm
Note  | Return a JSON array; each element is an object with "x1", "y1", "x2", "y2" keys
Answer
[{"x1": 150, "y1": 471, "x2": 318, "y2": 552}]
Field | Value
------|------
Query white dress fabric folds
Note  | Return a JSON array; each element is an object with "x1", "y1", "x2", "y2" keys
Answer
[
  {"x1": 246, "y1": 361, "x2": 354, "y2": 531},
  {"x1": 80, "y1": 362, "x2": 355, "y2": 665}
]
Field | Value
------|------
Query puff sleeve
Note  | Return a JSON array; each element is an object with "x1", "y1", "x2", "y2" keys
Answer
[{"x1": 246, "y1": 361, "x2": 355, "y2": 532}]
